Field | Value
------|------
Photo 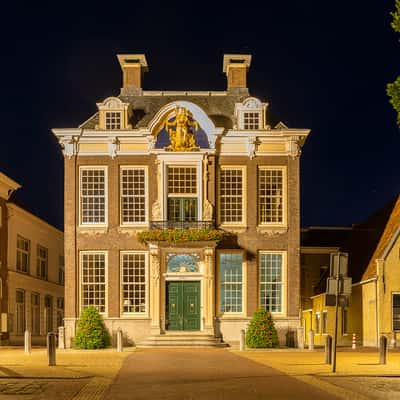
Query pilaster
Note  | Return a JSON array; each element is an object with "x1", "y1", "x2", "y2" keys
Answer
[{"x1": 149, "y1": 244, "x2": 161, "y2": 334}]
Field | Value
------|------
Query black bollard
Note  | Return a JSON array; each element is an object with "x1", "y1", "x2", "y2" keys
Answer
[
  {"x1": 325, "y1": 335, "x2": 332, "y2": 364},
  {"x1": 379, "y1": 336, "x2": 388, "y2": 365},
  {"x1": 47, "y1": 332, "x2": 56, "y2": 366}
]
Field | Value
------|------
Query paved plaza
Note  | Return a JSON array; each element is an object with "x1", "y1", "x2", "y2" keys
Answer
[{"x1": 0, "y1": 347, "x2": 399, "y2": 398}]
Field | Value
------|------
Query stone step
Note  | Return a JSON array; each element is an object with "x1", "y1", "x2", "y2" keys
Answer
[{"x1": 136, "y1": 334, "x2": 229, "y2": 348}]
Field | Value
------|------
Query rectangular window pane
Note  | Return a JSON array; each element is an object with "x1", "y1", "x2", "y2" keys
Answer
[
  {"x1": 31, "y1": 293, "x2": 40, "y2": 335},
  {"x1": 36, "y1": 245, "x2": 48, "y2": 279},
  {"x1": 105, "y1": 111, "x2": 121, "y2": 130},
  {"x1": 315, "y1": 313, "x2": 320, "y2": 334},
  {"x1": 16, "y1": 235, "x2": 30, "y2": 273},
  {"x1": 16, "y1": 289, "x2": 25, "y2": 335},
  {"x1": 220, "y1": 253, "x2": 243, "y2": 313},
  {"x1": 259, "y1": 169, "x2": 283, "y2": 224},
  {"x1": 393, "y1": 294, "x2": 400, "y2": 331},
  {"x1": 121, "y1": 253, "x2": 146, "y2": 313},
  {"x1": 80, "y1": 168, "x2": 106, "y2": 224},
  {"x1": 260, "y1": 253, "x2": 283, "y2": 313},
  {"x1": 220, "y1": 168, "x2": 243, "y2": 223},
  {"x1": 243, "y1": 112, "x2": 260, "y2": 130},
  {"x1": 81, "y1": 253, "x2": 106, "y2": 313},
  {"x1": 167, "y1": 167, "x2": 197, "y2": 195},
  {"x1": 342, "y1": 307, "x2": 348, "y2": 335},
  {"x1": 121, "y1": 168, "x2": 146, "y2": 224},
  {"x1": 44, "y1": 295, "x2": 53, "y2": 333},
  {"x1": 322, "y1": 312, "x2": 328, "y2": 334}
]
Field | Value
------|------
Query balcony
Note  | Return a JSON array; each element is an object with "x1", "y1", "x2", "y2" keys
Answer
[{"x1": 150, "y1": 220, "x2": 215, "y2": 230}]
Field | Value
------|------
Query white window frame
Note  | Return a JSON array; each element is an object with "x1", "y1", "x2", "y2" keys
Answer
[
  {"x1": 31, "y1": 292, "x2": 40, "y2": 336},
  {"x1": 392, "y1": 292, "x2": 400, "y2": 332},
  {"x1": 218, "y1": 166, "x2": 247, "y2": 227},
  {"x1": 241, "y1": 111, "x2": 262, "y2": 130},
  {"x1": 120, "y1": 166, "x2": 148, "y2": 227},
  {"x1": 321, "y1": 310, "x2": 328, "y2": 334},
  {"x1": 315, "y1": 312, "x2": 321, "y2": 334},
  {"x1": 217, "y1": 250, "x2": 246, "y2": 317},
  {"x1": 258, "y1": 166, "x2": 287, "y2": 227},
  {"x1": 79, "y1": 166, "x2": 108, "y2": 227},
  {"x1": 80, "y1": 251, "x2": 108, "y2": 316},
  {"x1": 104, "y1": 110, "x2": 122, "y2": 130},
  {"x1": 16, "y1": 235, "x2": 30, "y2": 273},
  {"x1": 259, "y1": 251, "x2": 286, "y2": 316},
  {"x1": 15, "y1": 289, "x2": 25, "y2": 335},
  {"x1": 120, "y1": 251, "x2": 148, "y2": 317},
  {"x1": 36, "y1": 244, "x2": 48, "y2": 280}
]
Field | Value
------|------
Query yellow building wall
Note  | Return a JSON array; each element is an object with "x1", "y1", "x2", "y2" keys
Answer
[
  {"x1": 361, "y1": 281, "x2": 378, "y2": 347},
  {"x1": 309, "y1": 292, "x2": 360, "y2": 347},
  {"x1": 379, "y1": 234, "x2": 400, "y2": 342}
]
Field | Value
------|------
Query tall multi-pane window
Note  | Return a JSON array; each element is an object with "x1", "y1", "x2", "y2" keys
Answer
[
  {"x1": 393, "y1": 294, "x2": 400, "y2": 331},
  {"x1": 322, "y1": 311, "x2": 328, "y2": 334},
  {"x1": 105, "y1": 111, "x2": 121, "y2": 130},
  {"x1": 15, "y1": 289, "x2": 25, "y2": 335},
  {"x1": 167, "y1": 166, "x2": 197, "y2": 223},
  {"x1": 57, "y1": 297, "x2": 64, "y2": 327},
  {"x1": 31, "y1": 293, "x2": 40, "y2": 335},
  {"x1": 120, "y1": 168, "x2": 146, "y2": 224},
  {"x1": 260, "y1": 252, "x2": 284, "y2": 313},
  {"x1": 121, "y1": 253, "x2": 146, "y2": 313},
  {"x1": 16, "y1": 235, "x2": 30, "y2": 273},
  {"x1": 80, "y1": 168, "x2": 107, "y2": 225},
  {"x1": 220, "y1": 168, "x2": 244, "y2": 224},
  {"x1": 342, "y1": 307, "x2": 348, "y2": 335},
  {"x1": 37, "y1": 245, "x2": 48, "y2": 279},
  {"x1": 315, "y1": 313, "x2": 321, "y2": 334},
  {"x1": 258, "y1": 168, "x2": 284, "y2": 224},
  {"x1": 219, "y1": 253, "x2": 243, "y2": 313},
  {"x1": 243, "y1": 112, "x2": 261, "y2": 130},
  {"x1": 59, "y1": 256, "x2": 65, "y2": 285},
  {"x1": 44, "y1": 295, "x2": 53, "y2": 333},
  {"x1": 81, "y1": 252, "x2": 106, "y2": 313}
]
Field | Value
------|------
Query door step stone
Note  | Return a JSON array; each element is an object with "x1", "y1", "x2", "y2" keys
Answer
[{"x1": 136, "y1": 334, "x2": 229, "y2": 348}]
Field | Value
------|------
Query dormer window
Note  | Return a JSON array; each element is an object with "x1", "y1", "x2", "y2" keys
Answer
[
  {"x1": 243, "y1": 111, "x2": 261, "y2": 130},
  {"x1": 235, "y1": 97, "x2": 268, "y2": 131},
  {"x1": 105, "y1": 111, "x2": 122, "y2": 130},
  {"x1": 96, "y1": 97, "x2": 131, "y2": 130}
]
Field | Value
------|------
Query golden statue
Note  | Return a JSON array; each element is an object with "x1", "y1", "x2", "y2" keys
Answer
[{"x1": 165, "y1": 107, "x2": 199, "y2": 151}]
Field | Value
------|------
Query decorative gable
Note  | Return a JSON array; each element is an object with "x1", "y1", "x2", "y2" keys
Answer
[
  {"x1": 96, "y1": 97, "x2": 131, "y2": 130},
  {"x1": 234, "y1": 97, "x2": 269, "y2": 130}
]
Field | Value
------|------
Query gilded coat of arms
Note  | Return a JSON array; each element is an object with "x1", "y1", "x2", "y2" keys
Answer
[{"x1": 165, "y1": 107, "x2": 199, "y2": 151}]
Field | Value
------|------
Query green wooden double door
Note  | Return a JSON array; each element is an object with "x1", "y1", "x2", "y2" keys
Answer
[{"x1": 166, "y1": 281, "x2": 200, "y2": 331}]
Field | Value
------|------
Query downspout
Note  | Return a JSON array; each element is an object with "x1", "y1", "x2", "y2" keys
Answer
[{"x1": 73, "y1": 131, "x2": 83, "y2": 326}]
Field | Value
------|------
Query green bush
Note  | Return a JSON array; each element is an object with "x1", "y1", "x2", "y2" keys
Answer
[
  {"x1": 74, "y1": 307, "x2": 111, "y2": 349},
  {"x1": 245, "y1": 308, "x2": 279, "y2": 348}
]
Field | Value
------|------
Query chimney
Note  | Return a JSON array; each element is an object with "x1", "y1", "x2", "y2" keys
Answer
[
  {"x1": 223, "y1": 54, "x2": 252, "y2": 92},
  {"x1": 117, "y1": 54, "x2": 148, "y2": 95}
]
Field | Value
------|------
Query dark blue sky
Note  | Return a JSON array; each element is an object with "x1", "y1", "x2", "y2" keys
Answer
[{"x1": 1, "y1": 1, "x2": 399, "y2": 231}]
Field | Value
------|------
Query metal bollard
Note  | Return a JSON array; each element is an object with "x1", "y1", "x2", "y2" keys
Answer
[
  {"x1": 325, "y1": 335, "x2": 332, "y2": 364},
  {"x1": 24, "y1": 330, "x2": 31, "y2": 354},
  {"x1": 47, "y1": 332, "x2": 56, "y2": 366},
  {"x1": 58, "y1": 327, "x2": 65, "y2": 350},
  {"x1": 240, "y1": 329, "x2": 245, "y2": 351},
  {"x1": 117, "y1": 329, "x2": 123, "y2": 352},
  {"x1": 308, "y1": 330, "x2": 314, "y2": 351},
  {"x1": 379, "y1": 336, "x2": 388, "y2": 365}
]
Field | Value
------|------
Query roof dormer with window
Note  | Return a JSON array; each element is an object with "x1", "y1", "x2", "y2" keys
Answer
[
  {"x1": 96, "y1": 97, "x2": 131, "y2": 130},
  {"x1": 235, "y1": 97, "x2": 268, "y2": 131}
]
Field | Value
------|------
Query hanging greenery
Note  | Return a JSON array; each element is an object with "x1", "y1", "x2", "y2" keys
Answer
[{"x1": 137, "y1": 228, "x2": 224, "y2": 244}]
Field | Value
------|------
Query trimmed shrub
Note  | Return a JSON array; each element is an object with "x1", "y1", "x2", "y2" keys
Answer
[
  {"x1": 74, "y1": 307, "x2": 111, "y2": 349},
  {"x1": 245, "y1": 308, "x2": 279, "y2": 348}
]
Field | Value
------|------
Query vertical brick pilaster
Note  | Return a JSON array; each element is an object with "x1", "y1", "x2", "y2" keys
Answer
[
  {"x1": 107, "y1": 249, "x2": 120, "y2": 317},
  {"x1": 64, "y1": 157, "x2": 77, "y2": 319}
]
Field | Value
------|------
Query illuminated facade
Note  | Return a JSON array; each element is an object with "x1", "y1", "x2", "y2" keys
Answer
[{"x1": 52, "y1": 53, "x2": 310, "y2": 347}]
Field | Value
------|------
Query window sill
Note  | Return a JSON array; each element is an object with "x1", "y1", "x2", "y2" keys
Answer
[
  {"x1": 219, "y1": 225, "x2": 248, "y2": 234},
  {"x1": 256, "y1": 226, "x2": 288, "y2": 236}
]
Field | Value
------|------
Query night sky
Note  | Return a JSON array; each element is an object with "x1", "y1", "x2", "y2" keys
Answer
[{"x1": 1, "y1": 1, "x2": 399, "y2": 231}]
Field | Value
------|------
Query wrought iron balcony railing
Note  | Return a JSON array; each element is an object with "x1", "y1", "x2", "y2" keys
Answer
[{"x1": 150, "y1": 220, "x2": 215, "y2": 230}]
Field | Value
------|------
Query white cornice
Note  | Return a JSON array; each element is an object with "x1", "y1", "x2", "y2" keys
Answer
[{"x1": 0, "y1": 172, "x2": 21, "y2": 200}]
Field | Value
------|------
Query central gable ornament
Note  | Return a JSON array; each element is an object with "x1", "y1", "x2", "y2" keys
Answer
[{"x1": 165, "y1": 107, "x2": 199, "y2": 151}]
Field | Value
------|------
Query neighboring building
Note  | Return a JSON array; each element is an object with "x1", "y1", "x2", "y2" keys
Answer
[
  {"x1": 0, "y1": 172, "x2": 64, "y2": 345},
  {"x1": 302, "y1": 196, "x2": 400, "y2": 347},
  {"x1": 52, "y1": 53, "x2": 310, "y2": 347}
]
